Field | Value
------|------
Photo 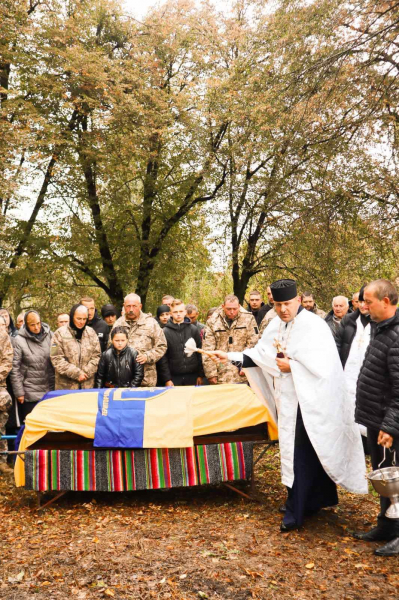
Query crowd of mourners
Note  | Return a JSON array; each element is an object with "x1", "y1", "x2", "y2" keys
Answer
[
  {"x1": 1, "y1": 278, "x2": 398, "y2": 557},
  {"x1": 0, "y1": 285, "x2": 391, "y2": 474}
]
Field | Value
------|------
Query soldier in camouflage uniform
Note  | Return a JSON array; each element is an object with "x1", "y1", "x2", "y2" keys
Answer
[
  {"x1": 0, "y1": 325, "x2": 13, "y2": 472},
  {"x1": 259, "y1": 306, "x2": 277, "y2": 334},
  {"x1": 51, "y1": 305, "x2": 101, "y2": 390},
  {"x1": 111, "y1": 293, "x2": 167, "y2": 387},
  {"x1": 202, "y1": 294, "x2": 259, "y2": 384},
  {"x1": 301, "y1": 292, "x2": 326, "y2": 319}
]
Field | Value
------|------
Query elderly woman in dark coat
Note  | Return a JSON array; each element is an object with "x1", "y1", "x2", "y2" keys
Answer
[{"x1": 9, "y1": 310, "x2": 55, "y2": 421}]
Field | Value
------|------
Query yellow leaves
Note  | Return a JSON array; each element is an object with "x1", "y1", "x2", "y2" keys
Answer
[
  {"x1": 243, "y1": 568, "x2": 264, "y2": 578},
  {"x1": 104, "y1": 589, "x2": 115, "y2": 597},
  {"x1": 344, "y1": 548, "x2": 360, "y2": 556},
  {"x1": 305, "y1": 562, "x2": 315, "y2": 569},
  {"x1": 92, "y1": 537, "x2": 99, "y2": 543}
]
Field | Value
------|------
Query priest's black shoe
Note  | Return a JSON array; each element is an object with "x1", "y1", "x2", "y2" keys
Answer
[
  {"x1": 352, "y1": 527, "x2": 394, "y2": 542},
  {"x1": 280, "y1": 521, "x2": 298, "y2": 533},
  {"x1": 374, "y1": 537, "x2": 399, "y2": 556}
]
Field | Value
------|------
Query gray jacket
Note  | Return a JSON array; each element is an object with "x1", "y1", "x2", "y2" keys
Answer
[{"x1": 10, "y1": 323, "x2": 55, "y2": 402}]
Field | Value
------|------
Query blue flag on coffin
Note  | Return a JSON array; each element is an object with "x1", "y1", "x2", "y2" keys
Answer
[{"x1": 94, "y1": 388, "x2": 171, "y2": 448}]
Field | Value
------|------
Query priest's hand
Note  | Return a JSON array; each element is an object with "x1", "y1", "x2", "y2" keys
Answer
[
  {"x1": 209, "y1": 350, "x2": 228, "y2": 363},
  {"x1": 378, "y1": 430, "x2": 393, "y2": 448},
  {"x1": 276, "y1": 356, "x2": 291, "y2": 373}
]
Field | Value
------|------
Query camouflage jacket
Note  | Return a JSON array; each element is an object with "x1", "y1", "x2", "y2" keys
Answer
[
  {"x1": 111, "y1": 312, "x2": 167, "y2": 387},
  {"x1": 311, "y1": 304, "x2": 326, "y2": 319},
  {"x1": 0, "y1": 331, "x2": 13, "y2": 387},
  {"x1": 50, "y1": 325, "x2": 101, "y2": 390},
  {"x1": 259, "y1": 307, "x2": 278, "y2": 334},
  {"x1": 202, "y1": 306, "x2": 259, "y2": 383}
]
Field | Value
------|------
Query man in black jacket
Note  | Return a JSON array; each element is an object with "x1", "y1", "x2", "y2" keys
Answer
[
  {"x1": 247, "y1": 290, "x2": 271, "y2": 326},
  {"x1": 353, "y1": 279, "x2": 399, "y2": 556},
  {"x1": 81, "y1": 296, "x2": 110, "y2": 352},
  {"x1": 325, "y1": 296, "x2": 350, "y2": 334},
  {"x1": 161, "y1": 299, "x2": 204, "y2": 386}
]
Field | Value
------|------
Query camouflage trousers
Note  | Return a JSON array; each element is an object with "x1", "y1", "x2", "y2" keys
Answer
[{"x1": 0, "y1": 389, "x2": 12, "y2": 463}]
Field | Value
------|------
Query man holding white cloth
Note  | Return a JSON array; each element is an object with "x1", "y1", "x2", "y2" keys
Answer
[{"x1": 211, "y1": 279, "x2": 367, "y2": 531}]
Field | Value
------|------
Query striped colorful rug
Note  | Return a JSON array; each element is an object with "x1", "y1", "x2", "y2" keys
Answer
[{"x1": 24, "y1": 442, "x2": 254, "y2": 492}]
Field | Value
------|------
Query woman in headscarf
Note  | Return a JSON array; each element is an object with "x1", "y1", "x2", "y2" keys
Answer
[
  {"x1": 9, "y1": 310, "x2": 54, "y2": 421},
  {"x1": 50, "y1": 304, "x2": 101, "y2": 390},
  {"x1": 0, "y1": 308, "x2": 18, "y2": 338}
]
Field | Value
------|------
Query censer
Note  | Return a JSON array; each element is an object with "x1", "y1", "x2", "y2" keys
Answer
[{"x1": 367, "y1": 448, "x2": 399, "y2": 519}]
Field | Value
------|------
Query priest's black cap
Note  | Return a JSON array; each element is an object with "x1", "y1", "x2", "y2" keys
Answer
[{"x1": 270, "y1": 279, "x2": 297, "y2": 302}]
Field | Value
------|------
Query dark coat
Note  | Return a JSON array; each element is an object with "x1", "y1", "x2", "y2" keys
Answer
[
  {"x1": 161, "y1": 321, "x2": 204, "y2": 383},
  {"x1": 95, "y1": 346, "x2": 144, "y2": 388},
  {"x1": 250, "y1": 303, "x2": 271, "y2": 327},
  {"x1": 9, "y1": 323, "x2": 55, "y2": 402},
  {"x1": 355, "y1": 312, "x2": 399, "y2": 438},
  {"x1": 88, "y1": 311, "x2": 109, "y2": 352},
  {"x1": 325, "y1": 308, "x2": 353, "y2": 335},
  {"x1": 334, "y1": 310, "x2": 370, "y2": 367}
]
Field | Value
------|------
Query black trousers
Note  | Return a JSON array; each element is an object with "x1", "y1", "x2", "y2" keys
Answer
[
  {"x1": 284, "y1": 407, "x2": 338, "y2": 527},
  {"x1": 171, "y1": 373, "x2": 200, "y2": 386},
  {"x1": 367, "y1": 427, "x2": 399, "y2": 535},
  {"x1": 18, "y1": 401, "x2": 38, "y2": 422}
]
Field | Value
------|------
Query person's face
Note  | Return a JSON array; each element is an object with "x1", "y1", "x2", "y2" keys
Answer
[
  {"x1": 333, "y1": 300, "x2": 349, "y2": 319},
  {"x1": 26, "y1": 313, "x2": 41, "y2": 334},
  {"x1": 0, "y1": 317, "x2": 6, "y2": 332},
  {"x1": 0, "y1": 310, "x2": 10, "y2": 327},
  {"x1": 186, "y1": 310, "x2": 198, "y2": 324},
  {"x1": 222, "y1": 301, "x2": 240, "y2": 320},
  {"x1": 16, "y1": 315, "x2": 24, "y2": 329},
  {"x1": 57, "y1": 314, "x2": 70, "y2": 328},
  {"x1": 301, "y1": 296, "x2": 315, "y2": 311},
  {"x1": 159, "y1": 311, "x2": 170, "y2": 325},
  {"x1": 267, "y1": 287, "x2": 274, "y2": 305},
  {"x1": 249, "y1": 295, "x2": 262, "y2": 310},
  {"x1": 162, "y1": 297, "x2": 173, "y2": 308},
  {"x1": 352, "y1": 293, "x2": 359, "y2": 310},
  {"x1": 363, "y1": 288, "x2": 389, "y2": 322},
  {"x1": 104, "y1": 314, "x2": 116, "y2": 326},
  {"x1": 358, "y1": 299, "x2": 369, "y2": 316},
  {"x1": 73, "y1": 308, "x2": 88, "y2": 329},
  {"x1": 171, "y1": 304, "x2": 186, "y2": 324},
  {"x1": 81, "y1": 300, "x2": 95, "y2": 321},
  {"x1": 112, "y1": 333, "x2": 127, "y2": 352},
  {"x1": 275, "y1": 296, "x2": 301, "y2": 323},
  {"x1": 124, "y1": 299, "x2": 142, "y2": 321}
]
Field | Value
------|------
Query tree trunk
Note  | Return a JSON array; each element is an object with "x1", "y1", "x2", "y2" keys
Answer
[
  {"x1": 79, "y1": 157, "x2": 125, "y2": 308},
  {"x1": 0, "y1": 155, "x2": 57, "y2": 307}
]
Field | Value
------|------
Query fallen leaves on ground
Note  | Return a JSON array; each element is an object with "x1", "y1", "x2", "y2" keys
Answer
[{"x1": 0, "y1": 447, "x2": 398, "y2": 599}]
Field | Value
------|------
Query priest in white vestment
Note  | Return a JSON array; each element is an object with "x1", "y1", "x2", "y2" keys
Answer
[
  {"x1": 335, "y1": 285, "x2": 371, "y2": 443},
  {"x1": 211, "y1": 279, "x2": 367, "y2": 531}
]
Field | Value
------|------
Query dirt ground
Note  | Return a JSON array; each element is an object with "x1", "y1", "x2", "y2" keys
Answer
[{"x1": 0, "y1": 447, "x2": 398, "y2": 600}]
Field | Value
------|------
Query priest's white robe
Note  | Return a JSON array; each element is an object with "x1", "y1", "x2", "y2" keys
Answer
[
  {"x1": 231, "y1": 308, "x2": 367, "y2": 494},
  {"x1": 343, "y1": 317, "x2": 371, "y2": 438}
]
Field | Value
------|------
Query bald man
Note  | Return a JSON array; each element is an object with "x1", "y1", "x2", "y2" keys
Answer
[
  {"x1": 111, "y1": 293, "x2": 167, "y2": 387},
  {"x1": 325, "y1": 296, "x2": 350, "y2": 334}
]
